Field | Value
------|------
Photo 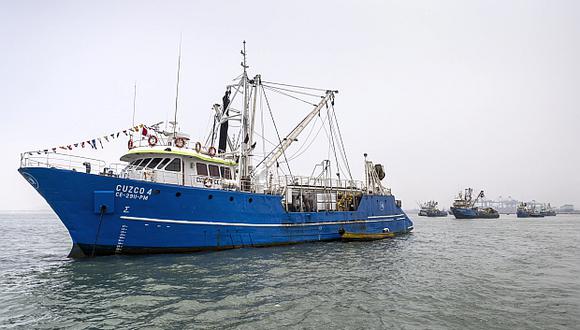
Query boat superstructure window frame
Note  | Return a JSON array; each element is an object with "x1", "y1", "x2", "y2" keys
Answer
[
  {"x1": 193, "y1": 161, "x2": 233, "y2": 179},
  {"x1": 156, "y1": 158, "x2": 171, "y2": 169},
  {"x1": 195, "y1": 163, "x2": 208, "y2": 176},
  {"x1": 164, "y1": 158, "x2": 182, "y2": 172},
  {"x1": 208, "y1": 164, "x2": 220, "y2": 178},
  {"x1": 146, "y1": 158, "x2": 163, "y2": 169},
  {"x1": 136, "y1": 158, "x2": 152, "y2": 169}
]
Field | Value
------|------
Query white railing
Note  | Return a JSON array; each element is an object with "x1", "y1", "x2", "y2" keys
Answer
[
  {"x1": 282, "y1": 175, "x2": 364, "y2": 190},
  {"x1": 20, "y1": 152, "x2": 109, "y2": 175},
  {"x1": 21, "y1": 152, "x2": 391, "y2": 197}
]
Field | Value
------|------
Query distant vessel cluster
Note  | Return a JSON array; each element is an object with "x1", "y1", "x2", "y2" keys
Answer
[
  {"x1": 418, "y1": 188, "x2": 565, "y2": 219},
  {"x1": 516, "y1": 202, "x2": 557, "y2": 218}
]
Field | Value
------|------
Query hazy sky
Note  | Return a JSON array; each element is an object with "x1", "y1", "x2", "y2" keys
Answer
[{"x1": 1, "y1": 0, "x2": 579, "y2": 210}]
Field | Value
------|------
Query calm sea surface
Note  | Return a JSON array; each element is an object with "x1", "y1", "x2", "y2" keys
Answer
[{"x1": 0, "y1": 211, "x2": 579, "y2": 329}]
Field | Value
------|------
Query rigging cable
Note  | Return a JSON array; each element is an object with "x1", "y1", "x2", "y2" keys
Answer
[
  {"x1": 284, "y1": 110, "x2": 329, "y2": 162},
  {"x1": 325, "y1": 105, "x2": 344, "y2": 179},
  {"x1": 261, "y1": 80, "x2": 328, "y2": 92},
  {"x1": 260, "y1": 81, "x2": 266, "y2": 158},
  {"x1": 252, "y1": 131, "x2": 279, "y2": 148},
  {"x1": 330, "y1": 102, "x2": 353, "y2": 181},
  {"x1": 262, "y1": 85, "x2": 317, "y2": 106},
  {"x1": 260, "y1": 85, "x2": 294, "y2": 180},
  {"x1": 261, "y1": 84, "x2": 323, "y2": 98}
]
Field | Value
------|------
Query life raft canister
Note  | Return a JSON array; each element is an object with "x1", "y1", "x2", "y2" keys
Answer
[
  {"x1": 203, "y1": 177, "x2": 212, "y2": 188},
  {"x1": 175, "y1": 137, "x2": 185, "y2": 148},
  {"x1": 194, "y1": 142, "x2": 202, "y2": 153},
  {"x1": 148, "y1": 135, "x2": 158, "y2": 147},
  {"x1": 208, "y1": 146, "x2": 217, "y2": 157},
  {"x1": 128, "y1": 139, "x2": 134, "y2": 149}
]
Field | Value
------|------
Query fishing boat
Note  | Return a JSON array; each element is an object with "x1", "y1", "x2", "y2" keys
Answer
[
  {"x1": 518, "y1": 201, "x2": 550, "y2": 218},
  {"x1": 18, "y1": 44, "x2": 413, "y2": 257},
  {"x1": 418, "y1": 201, "x2": 447, "y2": 217},
  {"x1": 541, "y1": 203, "x2": 557, "y2": 217},
  {"x1": 450, "y1": 188, "x2": 499, "y2": 219},
  {"x1": 516, "y1": 202, "x2": 531, "y2": 218}
]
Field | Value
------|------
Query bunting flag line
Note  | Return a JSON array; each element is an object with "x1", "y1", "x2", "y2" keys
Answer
[{"x1": 24, "y1": 124, "x2": 150, "y2": 156}]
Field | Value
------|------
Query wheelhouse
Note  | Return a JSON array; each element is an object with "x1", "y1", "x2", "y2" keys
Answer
[{"x1": 120, "y1": 147, "x2": 237, "y2": 189}]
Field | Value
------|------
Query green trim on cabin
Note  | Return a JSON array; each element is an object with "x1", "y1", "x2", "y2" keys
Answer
[{"x1": 124, "y1": 149, "x2": 237, "y2": 166}]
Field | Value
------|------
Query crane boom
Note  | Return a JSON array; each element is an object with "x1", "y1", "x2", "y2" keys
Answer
[{"x1": 263, "y1": 90, "x2": 336, "y2": 170}]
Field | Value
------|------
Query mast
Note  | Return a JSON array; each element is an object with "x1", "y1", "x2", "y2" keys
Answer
[
  {"x1": 248, "y1": 74, "x2": 260, "y2": 166},
  {"x1": 238, "y1": 41, "x2": 251, "y2": 189},
  {"x1": 132, "y1": 82, "x2": 137, "y2": 127},
  {"x1": 172, "y1": 35, "x2": 183, "y2": 138}
]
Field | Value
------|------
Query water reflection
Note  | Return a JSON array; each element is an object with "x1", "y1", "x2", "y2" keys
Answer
[{"x1": 1, "y1": 213, "x2": 579, "y2": 329}]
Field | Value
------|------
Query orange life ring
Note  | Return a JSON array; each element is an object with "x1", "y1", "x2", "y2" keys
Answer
[
  {"x1": 208, "y1": 146, "x2": 216, "y2": 157},
  {"x1": 148, "y1": 135, "x2": 158, "y2": 147},
  {"x1": 194, "y1": 142, "x2": 202, "y2": 153},
  {"x1": 175, "y1": 137, "x2": 185, "y2": 148},
  {"x1": 203, "y1": 177, "x2": 212, "y2": 188},
  {"x1": 128, "y1": 139, "x2": 134, "y2": 149}
]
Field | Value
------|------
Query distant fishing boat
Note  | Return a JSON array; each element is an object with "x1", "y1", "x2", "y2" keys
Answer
[
  {"x1": 450, "y1": 188, "x2": 499, "y2": 219},
  {"x1": 516, "y1": 202, "x2": 531, "y2": 218},
  {"x1": 517, "y1": 202, "x2": 544, "y2": 218},
  {"x1": 541, "y1": 203, "x2": 557, "y2": 217},
  {"x1": 418, "y1": 201, "x2": 447, "y2": 217},
  {"x1": 18, "y1": 43, "x2": 413, "y2": 257}
]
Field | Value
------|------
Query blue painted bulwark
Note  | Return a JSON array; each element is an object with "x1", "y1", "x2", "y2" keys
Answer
[{"x1": 18, "y1": 167, "x2": 413, "y2": 257}]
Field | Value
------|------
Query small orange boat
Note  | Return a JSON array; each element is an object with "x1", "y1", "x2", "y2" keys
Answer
[{"x1": 339, "y1": 229, "x2": 395, "y2": 241}]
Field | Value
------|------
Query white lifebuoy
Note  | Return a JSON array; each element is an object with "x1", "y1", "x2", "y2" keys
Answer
[
  {"x1": 175, "y1": 137, "x2": 185, "y2": 148},
  {"x1": 203, "y1": 177, "x2": 212, "y2": 188},
  {"x1": 194, "y1": 142, "x2": 202, "y2": 153},
  {"x1": 148, "y1": 135, "x2": 158, "y2": 147}
]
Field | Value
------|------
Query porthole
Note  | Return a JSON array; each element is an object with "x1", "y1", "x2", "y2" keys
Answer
[
  {"x1": 229, "y1": 196, "x2": 234, "y2": 202},
  {"x1": 176, "y1": 192, "x2": 182, "y2": 197},
  {"x1": 248, "y1": 198, "x2": 253, "y2": 203},
  {"x1": 208, "y1": 194, "x2": 213, "y2": 200}
]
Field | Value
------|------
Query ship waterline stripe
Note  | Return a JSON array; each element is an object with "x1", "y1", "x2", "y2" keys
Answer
[
  {"x1": 368, "y1": 215, "x2": 403, "y2": 219},
  {"x1": 119, "y1": 214, "x2": 406, "y2": 227}
]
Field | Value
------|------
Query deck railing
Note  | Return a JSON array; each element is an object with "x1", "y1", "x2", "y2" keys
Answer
[
  {"x1": 282, "y1": 175, "x2": 364, "y2": 190},
  {"x1": 20, "y1": 152, "x2": 109, "y2": 175},
  {"x1": 20, "y1": 152, "x2": 390, "y2": 196}
]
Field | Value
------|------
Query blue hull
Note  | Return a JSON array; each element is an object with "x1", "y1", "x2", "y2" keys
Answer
[
  {"x1": 517, "y1": 210, "x2": 529, "y2": 218},
  {"x1": 19, "y1": 167, "x2": 413, "y2": 257},
  {"x1": 451, "y1": 207, "x2": 499, "y2": 219}
]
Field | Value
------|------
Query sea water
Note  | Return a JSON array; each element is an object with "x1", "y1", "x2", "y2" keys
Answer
[{"x1": 0, "y1": 211, "x2": 579, "y2": 329}]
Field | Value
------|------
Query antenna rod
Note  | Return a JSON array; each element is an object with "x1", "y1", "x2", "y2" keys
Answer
[
  {"x1": 132, "y1": 82, "x2": 137, "y2": 127},
  {"x1": 173, "y1": 35, "x2": 183, "y2": 138}
]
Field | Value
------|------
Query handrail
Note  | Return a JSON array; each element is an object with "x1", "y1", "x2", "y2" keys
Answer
[{"x1": 20, "y1": 152, "x2": 108, "y2": 174}]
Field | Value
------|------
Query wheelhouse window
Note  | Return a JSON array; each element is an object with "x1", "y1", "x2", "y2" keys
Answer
[
  {"x1": 196, "y1": 163, "x2": 208, "y2": 176},
  {"x1": 137, "y1": 158, "x2": 152, "y2": 169},
  {"x1": 165, "y1": 158, "x2": 182, "y2": 172},
  {"x1": 220, "y1": 167, "x2": 232, "y2": 179},
  {"x1": 156, "y1": 158, "x2": 170, "y2": 169},
  {"x1": 146, "y1": 158, "x2": 163, "y2": 169},
  {"x1": 208, "y1": 164, "x2": 220, "y2": 178},
  {"x1": 130, "y1": 159, "x2": 141, "y2": 165}
]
